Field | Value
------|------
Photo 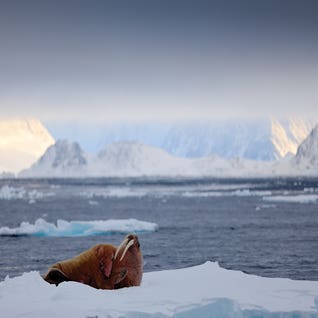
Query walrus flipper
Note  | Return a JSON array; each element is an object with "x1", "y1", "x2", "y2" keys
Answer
[
  {"x1": 44, "y1": 268, "x2": 70, "y2": 286},
  {"x1": 113, "y1": 269, "x2": 128, "y2": 289}
]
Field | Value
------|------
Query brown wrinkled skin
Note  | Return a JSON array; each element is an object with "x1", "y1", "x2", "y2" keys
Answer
[{"x1": 43, "y1": 234, "x2": 143, "y2": 290}]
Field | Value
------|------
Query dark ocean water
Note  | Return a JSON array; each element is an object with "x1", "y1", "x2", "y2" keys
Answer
[{"x1": 0, "y1": 177, "x2": 318, "y2": 281}]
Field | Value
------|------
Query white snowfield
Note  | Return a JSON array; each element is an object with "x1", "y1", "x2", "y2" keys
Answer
[{"x1": 1, "y1": 262, "x2": 318, "y2": 318}]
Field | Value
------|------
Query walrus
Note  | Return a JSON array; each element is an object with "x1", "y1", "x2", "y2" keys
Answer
[{"x1": 43, "y1": 234, "x2": 143, "y2": 289}]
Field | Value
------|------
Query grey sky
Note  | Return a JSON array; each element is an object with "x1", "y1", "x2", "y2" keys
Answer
[{"x1": 1, "y1": 0, "x2": 318, "y2": 123}]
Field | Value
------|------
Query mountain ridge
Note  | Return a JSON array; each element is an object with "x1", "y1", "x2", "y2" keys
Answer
[
  {"x1": 2, "y1": 117, "x2": 318, "y2": 176},
  {"x1": 19, "y1": 124, "x2": 318, "y2": 177},
  {"x1": 294, "y1": 125, "x2": 318, "y2": 168}
]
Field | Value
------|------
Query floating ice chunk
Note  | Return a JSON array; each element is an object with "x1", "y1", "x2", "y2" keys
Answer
[
  {"x1": 182, "y1": 189, "x2": 272, "y2": 198},
  {"x1": 0, "y1": 185, "x2": 54, "y2": 203},
  {"x1": 304, "y1": 187, "x2": 316, "y2": 193},
  {"x1": 232, "y1": 189, "x2": 272, "y2": 196},
  {"x1": 0, "y1": 185, "x2": 26, "y2": 199},
  {"x1": 80, "y1": 187, "x2": 148, "y2": 198},
  {"x1": 88, "y1": 200, "x2": 99, "y2": 206},
  {"x1": 0, "y1": 218, "x2": 158, "y2": 237},
  {"x1": 255, "y1": 204, "x2": 276, "y2": 211},
  {"x1": 263, "y1": 194, "x2": 318, "y2": 203},
  {"x1": 182, "y1": 191, "x2": 224, "y2": 197}
]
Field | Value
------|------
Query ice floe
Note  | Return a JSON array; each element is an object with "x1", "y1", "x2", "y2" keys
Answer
[
  {"x1": 182, "y1": 189, "x2": 272, "y2": 198},
  {"x1": 0, "y1": 185, "x2": 54, "y2": 203},
  {"x1": 0, "y1": 218, "x2": 158, "y2": 237},
  {"x1": 79, "y1": 187, "x2": 148, "y2": 199},
  {"x1": 263, "y1": 194, "x2": 318, "y2": 203},
  {"x1": 0, "y1": 261, "x2": 317, "y2": 318},
  {"x1": 255, "y1": 204, "x2": 277, "y2": 211}
]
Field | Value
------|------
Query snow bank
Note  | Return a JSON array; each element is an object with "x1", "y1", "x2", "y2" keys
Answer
[
  {"x1": 263, "y1": 194, "x2": 318, "y2": 203},
  {"x1": 1, "y1": 262, "x2": 318, "y2": 318},
  {"x1": 0, "y1": 218, "x2": 158, "y2": 237}
]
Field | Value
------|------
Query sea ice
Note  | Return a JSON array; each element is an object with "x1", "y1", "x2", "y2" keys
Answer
[
  {"x1": 182, "y1": 189, "x2": 272, "y2": 198},
  {"x1": 0, "y1": 185, "x2": 54, "y2": 203},
  {"x1": 231, "y1": 189, "x2": 272, "y2": 196},
  {"x1": 263, "y1": 194, "x2": 318, "y2": 203},
  {"x1": 0, "y1": 218, "x2": 158, "y2": 237},
  {"x1": 79, "y1": 187, "x2": 149, "y2": 199},
  {"x1": 0, "y1": 185, "x2": 26, "y2": 200},
  {"x1": 0, "y1": 262, "x2": 317, "y2": 318}
]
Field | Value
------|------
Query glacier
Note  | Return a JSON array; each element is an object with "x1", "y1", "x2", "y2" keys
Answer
[
  {"x1": 0, "y1": 218, "x2": 158, "y2": 237},
  {"x1": 1, "y1": 262, "x2": 318, "y2": 318}
]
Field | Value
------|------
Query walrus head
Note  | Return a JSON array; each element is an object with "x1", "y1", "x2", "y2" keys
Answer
[{"x1": 110, "y1": 233, "x2": 143, "y2": 289}]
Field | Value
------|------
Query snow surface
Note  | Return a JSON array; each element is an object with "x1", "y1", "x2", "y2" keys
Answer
[
  {"x1": 1, "y1": 262, "x2": 318, "y2": 318},
  {"x1": 0, "y1": 218, "x2": 158, "y2": 237}
]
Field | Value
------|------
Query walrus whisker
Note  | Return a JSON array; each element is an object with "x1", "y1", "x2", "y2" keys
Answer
[
  {"x1": 114, "y1": 238, "x2": 128, "y2": 260},
  {"x1": 120, "y1": 239, "x2": 134, "y2": 262}
]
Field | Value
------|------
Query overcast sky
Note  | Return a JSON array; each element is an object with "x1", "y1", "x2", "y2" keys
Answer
[{"x1": 1, "y1": 0, "x2": 318, "y2": 123}]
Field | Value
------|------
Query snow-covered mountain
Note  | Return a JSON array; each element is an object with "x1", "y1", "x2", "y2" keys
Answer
[
  {"x1": 20, "y1": 140, "x2": 191, "y2": 177},
  {"x1": 149, "y1": 118, "x2": 316, "y2": 160},
  {"x1": 19, "y1": 139, "x2": 275, "y2": 178},
  {"x1": 94, "y1": 141, "x2": 188, "y2": 176},
  {"x1": 0, "y1": 118, "x2": 55, "y2": 174},
  {"x1": 15, "y1": 121, "x2": 318, "y2": 178},
  {"x1": 47, "y1": 117, "x2": 317, "y2": 161},
  {"x1": 19, "y1": 140, "x2": 88, "y2": 178},
  {"x1": 293, "y1": 124, "x2": 318, "y2": 171}
]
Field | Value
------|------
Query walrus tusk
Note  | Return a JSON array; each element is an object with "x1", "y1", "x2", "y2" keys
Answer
[
  {"x1": 114, "y1": 237, "x2": 128, "y2": 260},
  {"x1": 120, "y1": 239, "x2": 135, "y2": 262}
]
